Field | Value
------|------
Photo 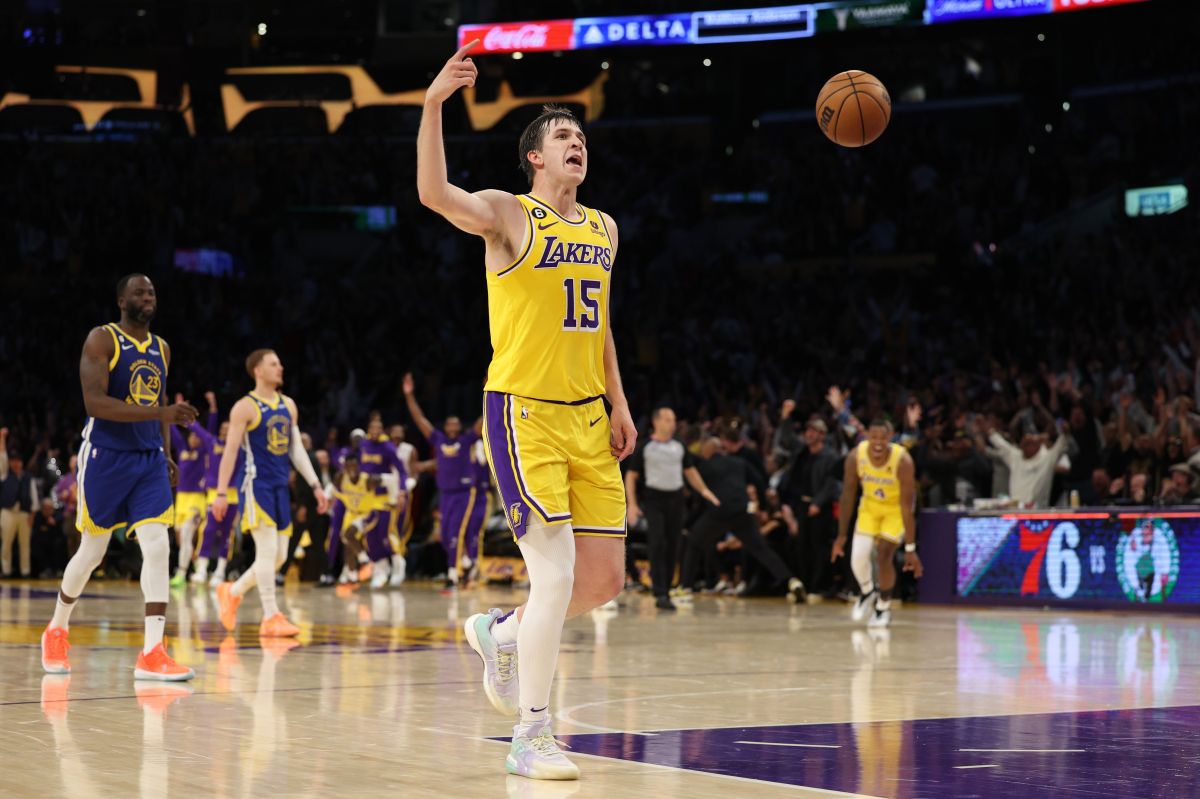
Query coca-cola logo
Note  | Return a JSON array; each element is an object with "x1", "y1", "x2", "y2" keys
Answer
[{"x1": 483, "y1": 24, "x2": 550, "y2": 51}]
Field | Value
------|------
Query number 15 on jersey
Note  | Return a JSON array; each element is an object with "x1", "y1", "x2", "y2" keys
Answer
[{"x1": 563, "y1": 278, "x2": 602, "y2": 331}]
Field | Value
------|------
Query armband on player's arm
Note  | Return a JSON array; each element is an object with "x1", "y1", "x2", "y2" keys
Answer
[{"x1": 290, "y1": 426, "x2": 321, "y2": 491}]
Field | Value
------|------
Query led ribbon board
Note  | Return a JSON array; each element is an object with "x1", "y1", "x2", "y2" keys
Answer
[{"x1": 459, "y1": 0, "x2": 1149, "y2": 53}]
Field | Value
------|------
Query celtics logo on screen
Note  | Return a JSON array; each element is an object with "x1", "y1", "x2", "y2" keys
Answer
[{"x1": 1116, "y1": 518, "x2": 1180, "y2": 603}]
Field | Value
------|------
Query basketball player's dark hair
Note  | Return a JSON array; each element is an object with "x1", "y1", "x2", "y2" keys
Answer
[
  {"x1": 116, "y1": 273, "x2": 148, "y2": 298},
  {"x1": 518, "y1": 104, "x2": 582, "y2": 186},
  {"x1": 869, "y1": 417, "x2": 893, "y2": 430},
  {"x1": 245, "y1": 348, "x2": 275, "y2": 378}
]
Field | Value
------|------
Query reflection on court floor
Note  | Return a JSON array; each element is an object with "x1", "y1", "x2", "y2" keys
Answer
[{"x1": 2, "y1": 581, "x2": 1198, "y2": 798}]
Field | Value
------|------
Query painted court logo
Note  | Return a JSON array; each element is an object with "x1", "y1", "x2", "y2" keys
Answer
[{"x1": 1116, "y1": 518, "x2": 1179, "y2": 602}]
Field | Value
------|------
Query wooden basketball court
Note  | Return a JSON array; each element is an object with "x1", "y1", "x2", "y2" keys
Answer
[{"x1": 2, "y1": 581, "x2": 1197, "y2": 798}]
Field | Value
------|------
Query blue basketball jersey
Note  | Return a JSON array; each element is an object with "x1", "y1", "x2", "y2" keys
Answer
[
  {"x1": 83, "y1": 323, "x2": 167, "y2": 452},
  {"x1": 242, "y1": 392, "x2": 292, "y2": 489}
]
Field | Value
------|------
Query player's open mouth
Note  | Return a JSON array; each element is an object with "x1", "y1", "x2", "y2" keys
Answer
[{"x1": 566, "y1": 154, "x2": 583, "y2": 167}]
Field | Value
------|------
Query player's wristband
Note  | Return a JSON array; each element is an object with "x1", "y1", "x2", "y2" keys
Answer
[{"x1": 904, "y1": 542, "x2": 917, "y2": 553}]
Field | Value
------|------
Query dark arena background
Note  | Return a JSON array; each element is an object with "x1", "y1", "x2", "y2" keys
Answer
[{"x1": 2, "y1": 1, "x2": 1199, "y2": 797}]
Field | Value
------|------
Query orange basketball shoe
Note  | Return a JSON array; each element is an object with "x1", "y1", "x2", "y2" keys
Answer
[
  {"x1": 259, "y1": 613, "x2": 300, "y2": 638},
  {"x1": 216, "y1": 582, "x2": 242, "y2": 631},
  {"x1": 135, "y1": 642, "x2": 195, "y2": 681},
  {"x1": 41, "y1": 626, "x2": 71, "y2": 674}
]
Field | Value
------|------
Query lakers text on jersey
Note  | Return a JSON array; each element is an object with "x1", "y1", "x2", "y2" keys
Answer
[{"x1": 855, "y1": 441, "x2": 904, "y2": 543}]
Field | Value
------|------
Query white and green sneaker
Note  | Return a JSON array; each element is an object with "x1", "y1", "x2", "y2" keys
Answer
[
  {"x1": 506, "y1": 722, "x2": 580, "y2": 781},
  {"x1": 464, "y1": 608, "x2": 519, "y2": 716}
]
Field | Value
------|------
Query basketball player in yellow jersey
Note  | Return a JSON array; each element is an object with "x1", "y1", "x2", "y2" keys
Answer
[
  {"x1": 418, "y1": 41, "x2": 635, "y2": 781},
  {"x1": 832, "y1": 418, "x2": 922, "y2": 628}
]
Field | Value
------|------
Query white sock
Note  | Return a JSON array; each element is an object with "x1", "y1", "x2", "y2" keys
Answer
[
  {"x1": 213, "y1": 558, "x2": 227, "y2": 577},
  {"x1": 52, "y1": 596, "x2": 75, "y2": 631},
  {"x1": 195, "y1": 556, "x2": 209, "y2": 574},
  {"x1": 851, "y1": 534, "x2": 876, "y2": 596},
  {"x1": 177, "y1": 517, "x2": 198, "y2": 572},
  {"x1": 515, "y1": 520, "x2": 575, "y2": 730},
  {"x1": 492, "y1": 608, "x2": 520, "y2": 647},
  {"x1": 144, "y1": 615, "x2": 166, "y2": 653},
  {"x1": 53, "y1": 532, "x2": 112, "y2": 629}
]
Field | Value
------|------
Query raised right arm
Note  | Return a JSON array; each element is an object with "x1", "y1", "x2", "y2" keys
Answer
[
  {"x1": 417, "y1": 41, "x2": 517, "y2": 237},
  {"x1": 402, "y1": 373, "x2": 435, "y2": 440}
]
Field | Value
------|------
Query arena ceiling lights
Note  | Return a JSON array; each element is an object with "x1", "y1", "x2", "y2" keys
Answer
[{"x1": 457, "y1": 0, "x2": 1152, "y2": 54}]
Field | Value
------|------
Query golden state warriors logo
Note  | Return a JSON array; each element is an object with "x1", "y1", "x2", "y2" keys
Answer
[
  {"x1": 509, "y1": 503, "x2": 523, "y2": 528},
  {"x1": 126, "y1": 360, "x2": 162, "y2": 406},
  {"x1": 266, "y1": 413, "x2": 290, "y2": 455}
]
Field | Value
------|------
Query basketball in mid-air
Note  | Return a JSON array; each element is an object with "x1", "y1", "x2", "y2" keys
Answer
[{"x1": 816, "y1": 71, "x2": 891, "y2": 147}]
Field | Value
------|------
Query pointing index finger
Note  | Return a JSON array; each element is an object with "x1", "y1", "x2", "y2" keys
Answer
[{"x1": 454, "y1": 39, "x2": 479, "y2": 60}]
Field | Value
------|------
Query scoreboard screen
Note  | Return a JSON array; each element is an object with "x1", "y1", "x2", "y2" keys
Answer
[{"x1": 957, "y1": 513, "x2": 1200, "y2": 604}]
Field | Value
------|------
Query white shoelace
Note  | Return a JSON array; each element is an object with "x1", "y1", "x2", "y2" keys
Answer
[
  {"x1": 496, "y1": 648, "x2": 517, "y2": 684},
  {"x1": 530, "y1": 732, "x2": 571, "y2": 757}
]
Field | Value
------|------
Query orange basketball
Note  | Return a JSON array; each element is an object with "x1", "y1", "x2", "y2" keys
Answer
[{"x1": 816, "y1": 70, "x2": 891, "y2": 147}]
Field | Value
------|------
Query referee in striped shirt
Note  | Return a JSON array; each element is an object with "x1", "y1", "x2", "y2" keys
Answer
[{"x1": 626, "y1": 407, "x2": 719, "y2": 610}]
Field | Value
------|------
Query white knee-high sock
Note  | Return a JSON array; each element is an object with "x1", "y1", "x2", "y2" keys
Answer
[
  {"x1": 51, "y1": 532, "x2": 112, "y2": 630},
  {"x1": 851, "y1": 533, "x2": 876, "y2": 596},
  {"x1": 274, "y1": 533, "x2": 288, "y2": 570},
  {"x1": 176, "y1": 516, "x2": 199, "y2": 573},
  {"x1": 515, "y1": 520, "x2": 576, "y2": 735},
  {"x1": 137, "y1": 523, "x2": 171, "y2": 653}
]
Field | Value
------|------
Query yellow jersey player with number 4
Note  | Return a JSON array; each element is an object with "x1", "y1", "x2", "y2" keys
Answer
[
  {"x1": 418, "y1": 40, "x2": 637, "y2": 782},
  {"x1": 832, "y1": 418, "x2": 923, "y2": 628}
]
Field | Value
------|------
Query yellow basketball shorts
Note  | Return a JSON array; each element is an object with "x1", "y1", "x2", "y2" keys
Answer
[
  {"x1": 482, "y1": 391, "x2": 626, "y2": 541},
  {"x1": 173, "y1": 491, "x2": 207, "y2": 528},
  {"x1": 855, "y1": 503, "x2": 904, "y2": 544}
]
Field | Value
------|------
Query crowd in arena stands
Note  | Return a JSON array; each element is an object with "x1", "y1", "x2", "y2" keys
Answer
[{"x1": 2, "y1": 70, "x2": 1199, "y2": 595}]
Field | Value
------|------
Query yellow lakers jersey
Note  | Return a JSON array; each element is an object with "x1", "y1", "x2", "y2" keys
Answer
[
  {"x1": 856, "y1": 442, "x2": 903, "y2": 511},
  {"x1": 484, "y1": 194, "x2": 614, "y2": 402},
  {"x1": 335, "y1": 473, "x2": 385, "y2": 517}
]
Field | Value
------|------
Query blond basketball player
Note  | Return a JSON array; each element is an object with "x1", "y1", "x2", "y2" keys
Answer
[
  {"x1": 418, "y1": 41, "x2": 636, "y2": 781},
  {"x1": 832, "y1": 418, "x2": 922, "y2": 628},
  {"x1": 212, "y1": 350, "x2": 328, "y2": 637}
]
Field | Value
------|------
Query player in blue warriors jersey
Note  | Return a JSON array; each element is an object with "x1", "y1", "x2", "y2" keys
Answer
[
  {"x1": 41, "y1": 274, "x2": 198, "y2": 681},
  {"x1": 212, "y1": 349, "x2": 328, "y2": 638},
  {"x1": 419, "y1": 43, "x2": 637, "y2": 780}
]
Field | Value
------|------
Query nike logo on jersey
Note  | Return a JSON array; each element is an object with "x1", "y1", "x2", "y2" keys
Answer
[
  {"x1": 537, "y1": 221, "x2": 558, "y2": 230},
  {"x1": 121, "y1": 344, "x2": 133, "y2": 351},
  {"x1": 589, "y1": 416, "x2": 603, "y2": 427}
]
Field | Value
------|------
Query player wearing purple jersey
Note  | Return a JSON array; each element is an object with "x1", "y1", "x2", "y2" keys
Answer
[
  {"x1": 189, "y1": 392, "x2": 243, "y2": 585},
  {"x1": 404, "y1": 373, "x2": 482, "y2": 588},
  {"x1": 358, "y1": 418, "x2": 410, "y2": 588},
  {"x1": 169, "y1": 392, "x2": 208, "y2": 587}
]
